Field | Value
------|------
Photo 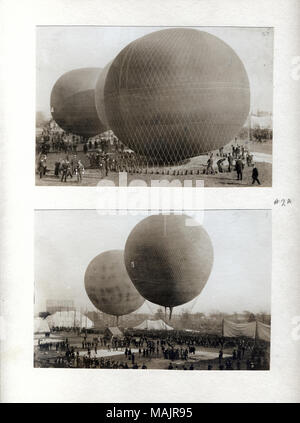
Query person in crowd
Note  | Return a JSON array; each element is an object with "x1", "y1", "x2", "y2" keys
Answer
[
  {"x1": 104, "y1": 155, "x2": 109, "y2": 176},
  {"x1": 60, "y1": 159, "x2": 70, "y2": 182},
  {"x1": 218, "y1": 349, "x2": 223, "y2": 364},
  {"x1": 75, "y1": 160, "x2": 84, "y2": 182},
  {"x1": 54, "y1": 159, "x2": 61, "y2": 177},
  {"x1": 38, "y1": 155, "x2": 47, "y2": 178},
  {"x1": 206, "y1": 155, "x2": 215, "y2": 175},
  {"x1": 71, "y1": 155, "x2": 78, "y2": 175},
  {"x1": 217, "y1": 158, "x2": 226, "y2": 173},
  {"x1": 235, "y1": 158, "x2": 244, "y2": 180},
  {"x1": 251, "y1": 164, "x2": 261, "y2": 185},
  {"x1": 227, "y1": 153, "x2": 234, "y2": 172}
]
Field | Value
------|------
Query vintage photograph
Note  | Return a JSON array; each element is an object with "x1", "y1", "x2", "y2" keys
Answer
[
  {"x1": 34, "y1": 210, "x2": 271, "y2": 370},
  {"x1": 36, "y1": 26, "x2": 273, "y2": 187}
]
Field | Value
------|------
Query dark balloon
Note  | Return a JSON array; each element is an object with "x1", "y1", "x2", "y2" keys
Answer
[
  {"x1": 124, "y1": 214, "x2": 214, "y2": 309},
  {"x1": 50, "y1": 67, "x2": 107, "y2": 137},
  {"x1": 104, "y1": 28, "x2": 250, "y2": 163},
  {"x1": 84, "y1": 250, "x2": 145, "y2": 316}
]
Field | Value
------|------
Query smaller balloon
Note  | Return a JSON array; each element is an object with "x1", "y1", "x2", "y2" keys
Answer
[
  {"x1": 84, "y1": 249, "x2": 145, "y2": 316},
  {"x1": 50, "y1": 67, "x2": 107, "y2": 138}
]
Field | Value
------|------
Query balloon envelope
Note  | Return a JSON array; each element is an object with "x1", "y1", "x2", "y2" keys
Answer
[
  {"x1": 50, "y1": 67, "x2": 107, "y2": 137},
  {"x1": 95, "y1": 62, "x2": 112, "y2": 129},
  {"x1": 84, "y1": 250, "x2": 145, "y2": 316},
  {"x1": 124, "y1": 214, "x2": 214, "y2": 308},
  {"x1": 104, "y1": 28, "x2": 250, "y2": 163}
]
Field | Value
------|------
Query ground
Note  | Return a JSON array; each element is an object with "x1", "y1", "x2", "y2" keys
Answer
[
  {"x1": 34, "y1": 332, "x2": 269, "y2": 370},
  {"x1": 35, "y1": 140, "x2": 272, "y2": 187}
]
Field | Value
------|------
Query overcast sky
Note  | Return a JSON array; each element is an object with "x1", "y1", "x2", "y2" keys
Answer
[
  {"x1": 36, "y1": 26, "x2": 273, "y2": 119},
  {"x1": 35, "y1": 210, "x2": 271, "y2": 315}
]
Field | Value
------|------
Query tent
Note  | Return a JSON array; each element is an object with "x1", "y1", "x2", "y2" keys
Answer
[
  {"x1": 34, "y1": 317, "x2": 50, "y2": 334},
  {"x1": 46, "y1": 310, "x2": 93, "y2": 329},
  {"x1": 133, "y1": 319, "x2": 174, "y2": 331},
  {"x1": 223, "y1": 320, "x2": 257, "y2": 338},
  {"x1": 256, "y1": 321, "x2": 271, "y2": 342},
  {"x1": 223, "y1": 320, "x2": 270, "y2": 342},
  {"x1": 104, "y1": 327, "x2": 124, "y2": 338}
]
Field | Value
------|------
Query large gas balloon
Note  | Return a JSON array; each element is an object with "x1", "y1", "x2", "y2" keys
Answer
[
  {"x1": 94, "y1": 62, "x2": 111, "y2": 129},
  {"x1": 124, "y1": 214, "x2": 214, "y2": 313},
  {"x1": 50, "y1": 67, "x2": 107, "y2": 138},
  {"x1": 84, "y1": 250, "x2": 145, "y2": 316},
  {"x1": 103, "y1": 28, "x2": 250, "y2": 163}
]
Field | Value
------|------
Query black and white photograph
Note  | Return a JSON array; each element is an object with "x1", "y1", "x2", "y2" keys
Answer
[
  {"x1": 36, "y1": 26, "x2": 273, "y2": 187},
  {"x1": 34, "y1": 210, "x2": 271, "y2": 370},
  {"x1": 2, "y1": 0, "x2": 300, "y2": 405}
]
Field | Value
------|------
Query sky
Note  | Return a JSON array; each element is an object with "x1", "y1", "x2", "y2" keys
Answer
[
  {"x1": 35, "y1": 210, "x2": 271, "y2": 315},
  {"x1": 36, "y1": 26, "x2": 273, "y2": 119}
]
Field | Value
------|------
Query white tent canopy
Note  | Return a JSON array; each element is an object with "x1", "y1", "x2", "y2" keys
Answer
[
  {"x1": 34, "y1": 317, "x2": 50, "y2": 334},
  {"x1": 223, "y1": 320, "x2": 270, "y2": 341},
  {"x1": 46, "y1": 311, "x2": 93, "y2": 329},
  {"x1": 134, "y1": 319, "x2": 174, "y2": 331}
]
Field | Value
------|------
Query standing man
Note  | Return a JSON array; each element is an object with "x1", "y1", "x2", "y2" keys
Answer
[
  {"x1": 252, "y1": 164, "x2": 261, "y2": 185},
  {"x1": 104, "y1": 154, "x2": 109, "y2": 176},
  {"x1": 76, "y1": 160, "x2": 84, "y2": 183},
  {"x1": 227, "y1": 153, "x2": 233, "y2": 172},
  {"x1": 246, "y1": 153, "x2": 252, "y2": 167},
  {"x1": 71, "y1": 155, "x2": 78, "y2": 175},
  {"x1": 60, "y1": 159, "x2": 68, "y2": 182},
  {"x1": 66, "y1": 159, "x2": 73, "y2": 180},
  {"x1": 235, "y1": 159, "x2": 244, "y2": 181},
  {"x1": 38, "y1": 155, "x2": 47, "y2": 178},
  {"x1": 206, "y1": 155, "x2": 215, "y2": 175}
]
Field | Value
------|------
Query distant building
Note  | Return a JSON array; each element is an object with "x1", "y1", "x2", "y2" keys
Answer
[
  {"x1": 244, "y1": 112, "x2": 273, "y2": 130},
  {"x1": 46, "y1": 299, "x2": 75, "y2": 314},
  {"x1": 250, "y1": 114, "x2": 272, "y2": 129}
]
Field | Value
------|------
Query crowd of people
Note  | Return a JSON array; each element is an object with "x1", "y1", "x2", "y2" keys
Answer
[
  {"x1": 36, "y1": 125, "x2": 81, "y2": 155},
  {"x1": 251, "y1": 128, "x2": 272, "y2": 142},
  {"x1": 34, "y1": 327, "x2": 269, "y2": 370},
  {"x1": 36, "y1": 121, "x2": 265, "y2": 185},
  {"x1": 86, "y1": 151, "x2": 138, "y2": 173},
  {"x1": 37, "y1": 154, "x2": 85, "y2": 182},
  {"x1": 36, "y1": 120, "x2": 123, "y2": 156},
  {"x1": 205, "y1": 142, "x2": 261, "y2": 184}
]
